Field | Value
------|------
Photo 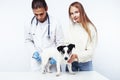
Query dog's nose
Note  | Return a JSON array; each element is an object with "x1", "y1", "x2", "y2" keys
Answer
[{"x1": 64, "y1": 57, "x2": 68, "y2": 60}]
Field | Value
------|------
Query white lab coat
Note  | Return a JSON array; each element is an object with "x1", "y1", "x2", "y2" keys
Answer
[{"x1": 24, "y1": 15, "x2": 64, "y2": 71}]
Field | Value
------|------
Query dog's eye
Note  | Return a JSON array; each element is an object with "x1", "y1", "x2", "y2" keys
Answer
[
  {"x1": 67, "y1": 49, "x2": 71, "y2": 54},
  {"x1": 61, "y1": 50, "x2": 65, "y2": 54}
]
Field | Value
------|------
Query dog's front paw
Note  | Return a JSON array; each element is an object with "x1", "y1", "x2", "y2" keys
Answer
[
  {"x1": 70, "y1": 72, "x2": 76, "y2": 75},
  {"x1": 56, "y1": 72, "x2": 60, "y2": 77},
  {"x1": 69, "y1": 70, "x2": 76, "y2": 75}
]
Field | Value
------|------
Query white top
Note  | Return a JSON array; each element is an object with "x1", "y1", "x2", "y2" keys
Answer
[
  {"x1": 24, "y1": 15, "x2": 64, "y2": 54},
  {"x1": 64, "y1": 23, "x2": 97, "y2": 62}
]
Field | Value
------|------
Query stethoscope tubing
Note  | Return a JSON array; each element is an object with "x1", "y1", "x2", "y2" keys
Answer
[{"x1": 31, "y1": 13, "x2": 50, "y2": 39}]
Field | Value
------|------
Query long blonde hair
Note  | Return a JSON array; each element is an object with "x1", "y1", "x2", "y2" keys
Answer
[{"x1": 69, "y1": 2, "x2": 97, "y2": 41}]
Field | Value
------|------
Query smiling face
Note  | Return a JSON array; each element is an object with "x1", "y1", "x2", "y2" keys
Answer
[
  {"x1": 57, "y1": 44, "x2": 75, "y2": 61},
  {"x1": 69, "y1": 6, "x2": 80, "y2": 23}
]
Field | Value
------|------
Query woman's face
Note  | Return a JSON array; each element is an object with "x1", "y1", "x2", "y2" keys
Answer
[{"x1": 69, "y1": 6, "x2": 80, "y2": 23}]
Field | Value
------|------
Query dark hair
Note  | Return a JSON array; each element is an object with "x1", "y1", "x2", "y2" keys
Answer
[{"x1": 32, "y1": 0, "x2": 47, "y2": 10}]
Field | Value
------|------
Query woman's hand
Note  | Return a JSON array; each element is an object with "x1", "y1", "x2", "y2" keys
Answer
[{"x1": 68, "y1": 54, "x2": 78, "y2": 63}]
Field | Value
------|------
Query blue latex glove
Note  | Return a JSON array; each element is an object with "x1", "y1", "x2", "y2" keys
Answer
[
  {"x1": 50, "y1": 57, "x2": 56, "y2": 64},
  {"x1": 32, "y1": 51, "x2": 41, "y2": 62}
]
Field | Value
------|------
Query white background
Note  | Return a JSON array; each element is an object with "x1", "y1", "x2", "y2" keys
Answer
[{"x1": 0, "y1": 0, "x2": 120, "y2": 80}]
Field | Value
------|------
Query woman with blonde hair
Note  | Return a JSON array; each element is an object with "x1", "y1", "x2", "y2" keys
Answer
[{"x1": 65, "y1": 1, "x2": 97, "y2": 71}]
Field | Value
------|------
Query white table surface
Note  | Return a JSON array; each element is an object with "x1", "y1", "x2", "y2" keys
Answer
[{"x1": 0, "y1": 71, "x2": 109, "y2": 80}]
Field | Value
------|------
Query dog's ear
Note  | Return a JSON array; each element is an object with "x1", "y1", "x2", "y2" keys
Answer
[
  {"x1": 57, "y1": 45, "x2": 66, "y2": 52},
  {"x1": 68, "y1": 44, "x2": 75, "y2": 50}
]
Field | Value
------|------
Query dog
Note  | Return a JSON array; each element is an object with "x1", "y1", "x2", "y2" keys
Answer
[{"x1": 41, "y1": 44, "x2": 76, "y2": 76}]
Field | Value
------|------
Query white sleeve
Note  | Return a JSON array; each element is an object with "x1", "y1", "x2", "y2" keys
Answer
[
  {"x1": 24, "y1": 21, "x2": 37, "y2": 54},
  {"x1": 77, "y1": 25, "x2": 97, "y2": 62}
]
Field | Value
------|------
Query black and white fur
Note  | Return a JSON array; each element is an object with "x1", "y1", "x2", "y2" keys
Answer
[{"x1": 41, "y1": 44, "x2": 75, "y2": 76}]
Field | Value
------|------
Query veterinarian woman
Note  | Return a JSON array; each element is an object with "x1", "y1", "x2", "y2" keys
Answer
[
  {"x1": 24, "y1": 0, "x2": 64, "y2": 71},
  {"x1": 65, "y1": 1, "x2": 97, "y2": 71}
]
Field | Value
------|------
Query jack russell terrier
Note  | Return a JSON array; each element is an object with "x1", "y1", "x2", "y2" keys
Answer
[{"x1": 41, "y1": 44, "x2": 77, "y2": 76}]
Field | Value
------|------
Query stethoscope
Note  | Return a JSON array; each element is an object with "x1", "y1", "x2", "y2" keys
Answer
[{"x1": 31, "y1": 13, "x2": 50, "y2": 39}]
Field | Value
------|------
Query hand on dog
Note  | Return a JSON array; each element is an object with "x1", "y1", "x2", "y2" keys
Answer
[{"x1": 68, "y1": 54, "x2": 78, "y2": 63}]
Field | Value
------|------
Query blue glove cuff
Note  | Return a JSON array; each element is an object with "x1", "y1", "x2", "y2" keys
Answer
[{"x1": 32, "y1": 51, "x2": 41, "y2": 62}]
